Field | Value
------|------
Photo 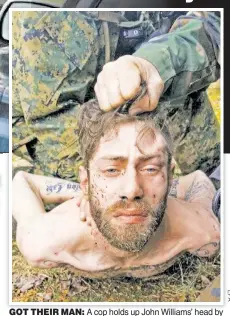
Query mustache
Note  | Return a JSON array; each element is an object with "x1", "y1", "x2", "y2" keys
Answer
[{"x1": 106, "y1": 199, "x2": 153, "y2": 215}]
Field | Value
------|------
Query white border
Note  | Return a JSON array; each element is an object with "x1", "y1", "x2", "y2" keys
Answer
[{"x1": 8, "y1": 7, "x2": 224, "y2": 307}]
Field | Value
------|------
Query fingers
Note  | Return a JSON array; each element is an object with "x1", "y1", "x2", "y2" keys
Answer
[
  {"x1": 78, "y1": 195, "x2": 92, "y2": 226},
  {"x1": 128, "y1": 57, "x2": 164, "y2": 115},
  {"x1": 84, "y1": 200, "x2": 92, "y2": 227},
  {"x1": 146, "y1": 66, "x2": 165, "y2": 111},
  {"x1": 95, "y1": 55, "x2": 164, "y2": 114},
  {"x1": 117, "y1": 57, "x2": 142, "y2": 101},
  {"x1": 75, "y1": 191, "x2": 87, "y2": 222},
  {"x1": 75, "y1": 190, "x2": 83, "y2": 207},
  {"x1": 95, "y1": 56, "x2": 142, "y2": 112},
  {"x1": 95, "y1": 74, "x2": 111, "y2": 111},
  {"x1": 95, "y1": 69, "x2": 124, "y2": 111}
]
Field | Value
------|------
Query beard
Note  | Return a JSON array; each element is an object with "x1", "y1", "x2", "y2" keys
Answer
[{"x1": 88, "y1": 188, "x2": 168, "y2": 253}]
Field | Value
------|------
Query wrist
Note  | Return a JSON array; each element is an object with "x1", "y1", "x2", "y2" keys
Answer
[{"x1": 133, "y1": 46, "x2": 175, "y2": 90}]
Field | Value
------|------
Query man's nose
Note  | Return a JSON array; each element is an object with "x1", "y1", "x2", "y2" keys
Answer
[{"x1": 119, "y1": 169, "x2": 144, "y2": 201}]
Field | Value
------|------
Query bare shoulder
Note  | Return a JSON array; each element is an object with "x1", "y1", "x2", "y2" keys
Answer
[
  {"x1": 183, "y1": 171, "x2": 216, "y2": 202},
  {"x1": 169, "y1": 170, "x2": 216, "y2": 210},
  {"x1": 17, "y1": 198, "x2": 90, "y2": 268},
  {"x1": 167, "y1": 172, "x2": 220, "y2": 258}
]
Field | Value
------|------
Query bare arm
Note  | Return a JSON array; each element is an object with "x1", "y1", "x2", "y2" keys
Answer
[
  {"x1": 13, "y1": 171, "x2": 83, "y2": 269},
  {"x1": 169, "y1": 170, "x2": 220, "y2": 257},
  {"x1": 13, "y1": 171, "x2": 80, "y2": 222}
]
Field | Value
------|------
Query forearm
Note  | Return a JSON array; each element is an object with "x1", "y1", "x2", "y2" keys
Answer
[
  {"x1": 14, "y1": 171, "x2": 80, "y2": 205},
  {"x1": 38, "y1": 175, "x2": 80, "y2": 204},
  {"x1": 134, "y1": 12, "x2": 220, "y2": 100}
]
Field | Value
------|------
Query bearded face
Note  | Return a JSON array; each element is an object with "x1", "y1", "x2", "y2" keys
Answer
[
  {"x1": 81, "y1": 122, "x2": 171, "y2": 253},
  {"x1": 88, "y1": 189, "x2": 168, "y2": 252}
]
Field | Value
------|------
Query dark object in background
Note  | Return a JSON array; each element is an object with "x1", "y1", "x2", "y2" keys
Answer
[
  {"x1": 0, "y1": 45, "x2": 9, "y2": 153},
  {"x1": 0, "y1": 6, "x2": 6, "y2": 47},
  {"x1": 64, "y1": 0, "x2": 225, "y2": 8},
  {"x1": 210, "y1": 166, "x2": 221, "y2": 222},
  {"x1": 212, "y1": 189, "x2": 221, "y2": 222}
]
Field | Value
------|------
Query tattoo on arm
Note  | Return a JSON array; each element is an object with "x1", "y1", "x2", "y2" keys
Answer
[
  {"x1": 184, "y1": 178, "x2": 215, "y2": 202},
  {"x1": 192, "y1": 242, "x2": 220, "y2": 257},
  {"x1": 46, "y1": 182, "x2": 80, "y2": 195}
]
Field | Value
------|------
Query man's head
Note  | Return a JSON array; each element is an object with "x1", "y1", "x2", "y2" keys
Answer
[{"x1": 78, "y1": 100, "x2": 174, "y2": 252}]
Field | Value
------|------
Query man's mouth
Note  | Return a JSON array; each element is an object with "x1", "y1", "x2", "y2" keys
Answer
[{"x1": 113, "y1": 209, "x2": 148, "y2": 224}]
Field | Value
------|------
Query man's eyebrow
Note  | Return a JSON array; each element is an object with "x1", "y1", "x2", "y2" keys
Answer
[
  {"x1": 98, "y1": 154, "x2": 163, "y2": 162},
  {"x1": 139, "y1": 154, "x2": 163, "y2": 162},
  {"x1": 99, "y1": 156, "x2": 127, "y2": 161}
]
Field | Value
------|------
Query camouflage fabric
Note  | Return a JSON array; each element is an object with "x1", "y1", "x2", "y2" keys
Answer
[
  {"x1": 12, "y1": 11, "x2": 220, "y2": 179},
  {"x1": 12, "y1": 11, "x2": 121, "y2": 181},
  {"x1": 134, "y1": 11, "x2": 220, "y2": 175},
  {"x1": 12, "y1": 11, "x2": 157, "y2": 180},
  {"x1": 162, "y1": 91, "x2": 220, "y2": 175}
]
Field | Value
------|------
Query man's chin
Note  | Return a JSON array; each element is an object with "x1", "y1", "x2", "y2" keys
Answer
[
  {"x1": 100, "y1": 218, "x2": 154, "y2": 252},
  {"x1": 108, "y1": 214, "x2": 155, "y2": 238}
]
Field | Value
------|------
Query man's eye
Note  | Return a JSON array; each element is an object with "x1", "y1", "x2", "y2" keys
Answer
[
  {"x1": 104, "y1": 168, "x2": 120, "y2": 175},
  {"x1": 141, "y1": 167, "x2": 158, "y2": 174}
]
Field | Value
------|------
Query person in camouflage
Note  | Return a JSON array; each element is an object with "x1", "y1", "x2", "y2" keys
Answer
[
  {"x1": 95, "y1": 11, "x2": 220, "y2": 176},
  {"x1": 12, "y1": 11, "x2": 155, "y2": 181},
  {"x1": 12, "y1": 11, "x2": 220, "y2": 181}
]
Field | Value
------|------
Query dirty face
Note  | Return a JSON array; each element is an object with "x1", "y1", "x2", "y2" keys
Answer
[{"x1": 84, "y1": 122, "x2": 170, "y2": 252}]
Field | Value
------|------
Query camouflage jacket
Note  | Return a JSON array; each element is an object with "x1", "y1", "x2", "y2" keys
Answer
[
  {"x1": 12, "y1": 11, "x2": 220, "y2": 180},
  {"x1": 134, "y1": 11, "x2": 220, "y2": 175},
  {"x1": 134, "y1": 11, "x2": 220, "y2": 101}
]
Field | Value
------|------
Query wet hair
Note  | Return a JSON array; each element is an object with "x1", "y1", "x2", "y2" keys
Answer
[{"x1": 77, "y1": 99, "x2": 173, "y2": 167}]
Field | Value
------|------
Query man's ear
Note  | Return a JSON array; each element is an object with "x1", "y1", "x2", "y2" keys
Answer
[{"x1": 79, "y1": 166, "x2": 88, "y2": 194}]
